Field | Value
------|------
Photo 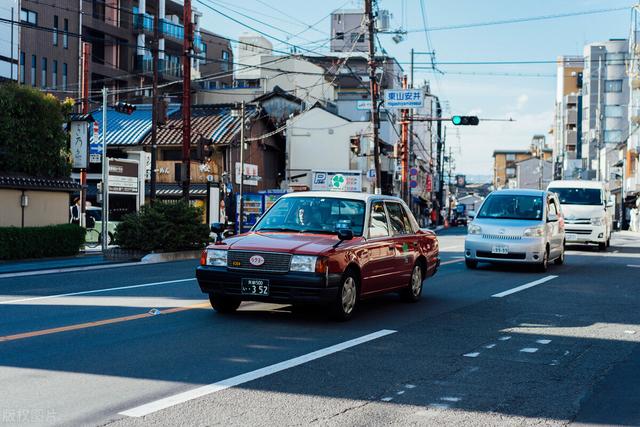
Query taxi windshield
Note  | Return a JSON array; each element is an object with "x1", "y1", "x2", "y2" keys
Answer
[{"x1": 254, "y1": 197, "x2": 366, "y2": 236}]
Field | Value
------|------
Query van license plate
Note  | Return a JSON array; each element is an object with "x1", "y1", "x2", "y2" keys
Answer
[
  {"x1": 565, "y1": 233, "x2": 578, "y2": 241},
  {"x1": 241, "y1": 279, "x2": 270, "y2": 295},
  {"x1": 491, "y1": 246, "x2": 509, "y2": 255}
]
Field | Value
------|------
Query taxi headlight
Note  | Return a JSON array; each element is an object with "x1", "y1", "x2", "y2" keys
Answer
[
  {"x1": 290, "y1": 255, "x2": 318, "y2": 272},
  {"x1": 523, "y1": 226, "x2": 544, "y2": 237},
  {"x1": 468, "y1": 224, "x2": 482, "y2": 235},
  {"x1": 207, "y1": 249, "x2": 228, "y2": 266}
]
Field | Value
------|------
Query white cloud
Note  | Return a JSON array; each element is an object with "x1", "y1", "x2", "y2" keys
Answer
[{"x1": 516, "y1": 94, "x2": 529, "y2": 110}]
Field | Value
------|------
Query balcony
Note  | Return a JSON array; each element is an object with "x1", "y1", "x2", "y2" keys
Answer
[
  {"x1": 566, "y1": 109, "x2": 578, "y2": 125},
  {"x1": 566, "y1": 130, "x2": 578, "y2": 146}
]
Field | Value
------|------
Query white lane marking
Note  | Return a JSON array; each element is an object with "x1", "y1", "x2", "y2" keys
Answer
[
  {"x1": 381, "y1": 397, "x2": 394, "y2": 402},
  {"x1": 483, "y1": 344, "x2": 496, "y2": 349},
  {"x1": 430, "y1": 403, "x2": 450, "y2": 409},
  {"x1": 0, "y1": 261, "x2": 150, "y2": 279},
  {"x1": 498, "y1": 336, "x2": 511, "y2": 341},
  {"x1": 463, "y1": 352, "x2": 480, "y2": 358},
  {"x1": 404, "y1": 384, "x2": 416, "y2": 389},
  {"x1": 491, "y1": 275, "x2": 558, "y2": 298},
  {"x1": 624, "y1": 330, "x2": 637, "y2": 335},
  {"x1": 536, "y1": 339, "x2": 552, "y2": 345},
  {"x1": 520, "y1": 348, "x2": 538, "y2": 353},
  {"x1": 0, "y1": 278, "x2": 195, "y2": 305},
  {"x1": 627, "y1": 265, "x2": 640, "y2": 268},
  {"x1": 396, "y1": 390, "x2": 405, "y2": 395},
  {"x1": 440, "y1": 397, "x2": 461, "y2": 402},
  {"x1": 120, "y1": 329, "x2": 397, "y2": 417}
]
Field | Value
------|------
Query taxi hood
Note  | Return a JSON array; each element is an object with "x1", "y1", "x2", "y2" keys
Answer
[{"x1": 222, "y1": 232, "x2": 349, "y2": 254}]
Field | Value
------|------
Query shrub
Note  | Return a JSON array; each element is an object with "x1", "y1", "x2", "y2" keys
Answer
[
  {"x1": 115, "y1": 202, "x2": 209, "y2": 252},
  {"x1": 0, "y1": 224, "x2": 85, "y2": 260}
]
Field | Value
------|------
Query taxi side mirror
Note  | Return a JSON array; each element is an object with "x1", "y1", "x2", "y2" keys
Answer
[{"x1": 337, "y1": 229, "x2": 354, "y2": 241}]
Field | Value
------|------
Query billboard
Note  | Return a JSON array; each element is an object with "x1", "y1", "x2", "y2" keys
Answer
[{"x1": 311, "y1": 171, "x2": 362, "y2": 192}]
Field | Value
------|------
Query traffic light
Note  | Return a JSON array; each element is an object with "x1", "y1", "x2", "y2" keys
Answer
[
  {"x1": 197, "y1": 136, "x2": 213, "y2": 161},
  {"x1": 114, "y1": 102, "x2": 136, "y2": 115},
  {"x1": 451, "y1": 116, "x2": 479, "y2": 126}
]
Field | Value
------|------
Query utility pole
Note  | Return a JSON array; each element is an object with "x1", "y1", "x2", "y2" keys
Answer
[
  {"x1": 596, "y1": 56, "x2": 603, "y2": 181},
  {"x1": 365, "y1": 0, "x2": 382, "y2": 194},
  {"x1": 401, "y1": 75, "x2": 409, "y2": 203},
  {"x1": 80, "y1": 42, "x2": 91, "y2": 229},
  {"x1": 101, "y1": 87, "x2": 109, "y2": 251},
  {"x1": 435, "y1": 98, "x2": 443, "y2": 224},
  {"x1": 408, "y1": 48, "x2": 415, "y2": 211},
  {"x1": 181, "y1": 0, "x2": 193, "y2": 201},
  {"x1": 238, "y1": 101, "x2": 246, "y2": 233},
  {"x1": 150, "y1": 14, "x2": 159, "y2": 204}
]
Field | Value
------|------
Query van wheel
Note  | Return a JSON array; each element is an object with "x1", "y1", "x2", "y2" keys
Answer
[
  {"x1": 598, "y1": 242, "x2": 607, "y2": 251},
  {"x1": 209, "y1": 294, "x2": 241, "y2": 313},
  {"x1": 537, "y1": 249, "x2": 549, "y2": 272},
  {"x1": 400, "y1": 264, "x2": 423, "y2": 303},
  {"x1": 554, "y1": 247, "x2": 565, "y2": 265}
]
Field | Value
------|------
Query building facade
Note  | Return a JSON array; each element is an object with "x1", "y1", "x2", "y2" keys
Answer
[
  {"x1": 493, "y1": 148, "x2": 552, "y2": 190},
  {"x1": 0, "y1": 0, "x2": 19, "y2": 81}
]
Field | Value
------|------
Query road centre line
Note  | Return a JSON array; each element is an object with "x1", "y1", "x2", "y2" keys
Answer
[
  {"x1": 119, "y1": 329, "x2": 398, "y2": 418},
  {"x1": 0, "y1": 278, "x2": 196, "y2": 305},
  {"x1": 491, "y1": 276, "x2": 558, "y2": 298},
  {"x1": 0, "y1": 261, "x2": 152, "y2": 279},
  {"x1": 627, "y1": 265, "x2": 640, "y2": 268},
  {"x1": 0, "y1": 303, "x2": 210, "y2": 343},
  {"x1": 440, "y1": 258, "x2": 465, "y2": 266}
]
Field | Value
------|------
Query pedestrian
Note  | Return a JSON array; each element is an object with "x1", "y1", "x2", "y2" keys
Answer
[{"x1": 70, "y1": 197, "x2": 80, "y2": 225}]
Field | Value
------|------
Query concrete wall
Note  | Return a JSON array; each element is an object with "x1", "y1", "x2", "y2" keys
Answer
[{"x1": 0, "y1": 189, "x2": 70, "y2": 227}]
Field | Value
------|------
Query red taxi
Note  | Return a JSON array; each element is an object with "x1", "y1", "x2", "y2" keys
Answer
[{"x1": 196, "y1": 192, "x2": 440, "y2": 320}]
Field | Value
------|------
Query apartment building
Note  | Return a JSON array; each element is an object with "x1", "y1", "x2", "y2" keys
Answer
[
  {"x1": 553, "y1": 56, "x2": 584, "y2": 179},
  {"x1": 493, "y1": 148, "x2": 552, "y2": 190},
  {"x1": 17, "y1": 0, "x2": 231, "y2": 101},
  {"x1": 581, "y1": 39, "x2": 629, "y2": 181}
]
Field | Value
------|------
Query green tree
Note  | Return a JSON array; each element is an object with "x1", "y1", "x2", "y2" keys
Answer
[{"x1": 0, "y1": 83, "x2": 72, "y2": 178}]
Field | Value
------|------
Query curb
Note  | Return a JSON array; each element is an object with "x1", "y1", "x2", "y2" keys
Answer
[{"x1": 141, "y1": 250, "x2": 202, "y2": 264}]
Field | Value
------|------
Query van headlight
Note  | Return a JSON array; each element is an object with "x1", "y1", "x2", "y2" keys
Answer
[
  {"x1": 523, "y1": 226, "x2": 544, "y2": 237},
  {"x1": 207, "y1": 249, "x2": 228, "y2": 266},
  {"x1": 290, "y1": 255, "x2": 317, "y2": 272},
  {"x1": 591, "y1": 217, "x2": 605, "y2": 226},
  {"x1": 468, "y1": 224, "x2": 482, "y2": 235}
]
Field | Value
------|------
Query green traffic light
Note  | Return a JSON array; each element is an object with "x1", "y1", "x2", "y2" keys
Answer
[{"x1": 452, "y1": 116, "x2": 462, "y2": 125}]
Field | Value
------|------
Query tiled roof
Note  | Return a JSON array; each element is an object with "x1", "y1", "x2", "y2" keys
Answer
[
  {"x1": 142, "y1": 105, "x2": 258, "y2": 146},
  {"x1": 0, "y1": 175, "x2": 80, "y2": 192},
  {"x1": 89, "y1": 104, "x2": 180, "y2": 146}
]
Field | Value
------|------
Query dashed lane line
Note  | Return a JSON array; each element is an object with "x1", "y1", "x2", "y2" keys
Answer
[{"x1": 491, "y1": 275, "x2": 558, "y2": 298}]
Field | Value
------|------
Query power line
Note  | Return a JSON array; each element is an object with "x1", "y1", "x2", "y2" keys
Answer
[{"x1": 405, "y1": 5, "x2": 630, "y2": 33}]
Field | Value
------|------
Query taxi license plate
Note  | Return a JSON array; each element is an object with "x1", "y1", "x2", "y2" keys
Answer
[
  {"x1": 241, "y1": 279, "x2": 270, "y2": 296},
  {"x1": 566, "y1": 233, "x2": 578, "y2": 241},
  {"x1": 491, "y1": 245, "x2": 509, "y2": 255}
]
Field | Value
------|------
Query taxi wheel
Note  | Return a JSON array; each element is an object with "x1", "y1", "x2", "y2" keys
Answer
[
  {"x1": 209, "y1": 294, "x2": 241, "y2": 314},
  {"x1": 331, "y1": 271, "x2": 358, "y2": 321},
  {"x1": 400, "y1": 263, "x2": 423, "y2": 303},
  {"x1": 537, "y1": 248, "x2": 549, "y2": 272},
  {"x1": 554, "y1": 246, "x2": 565, "y2": 265}
]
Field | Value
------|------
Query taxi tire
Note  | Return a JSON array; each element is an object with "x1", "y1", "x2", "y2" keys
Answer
[
  {"x1": 537, "y1": 248, "x2": 549, "y2": 272},
  {"x1": 554, "y1": 248, "x2": 565, "y2": 265},
  {"x1": 331, "y1": 271, "x2": 358, "y2": 321},
  {"x1": 209, "y1": 294, "x2": 241, "y2": 314},
  {"x1": 400, "y1": 263, "x2": 424, "y2": 303}
]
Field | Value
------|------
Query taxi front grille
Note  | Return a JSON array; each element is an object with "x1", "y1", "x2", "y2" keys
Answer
[{"x1": 227, "y1": 251, "x2": 292, "y2": 272}]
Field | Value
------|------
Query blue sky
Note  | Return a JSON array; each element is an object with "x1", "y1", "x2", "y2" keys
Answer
[{"x1": 197, "y1": 0, "x2": 633, "y2": 175}]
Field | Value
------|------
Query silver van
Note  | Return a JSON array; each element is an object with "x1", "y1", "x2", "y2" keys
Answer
[{"x1": 464, "y1": 189, "x2": 565, "y2": 272}]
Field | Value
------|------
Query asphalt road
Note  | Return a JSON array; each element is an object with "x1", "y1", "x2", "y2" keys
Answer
[{"x1": 1, "y1": 228, "x2": 639, "y2": 426}]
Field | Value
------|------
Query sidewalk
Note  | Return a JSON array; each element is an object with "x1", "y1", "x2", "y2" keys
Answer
[{"x1": 0, "y1": 253, "x2": 117, "y2": 275}]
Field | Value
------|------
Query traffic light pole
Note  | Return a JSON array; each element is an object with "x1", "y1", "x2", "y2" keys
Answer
[
  {"x1": 365, "y1": 0, "x2": 382, "y2": 194},
  {"x1": 101, "y1": 87, "x2": 109, "y2": 251},
  {"x1": 436, "y1": 99, "x2": 443, "y2": 225},
  {"x1": 181, "y1": 0, "x2": 192, "y2": 202},
  {"x1": 150, "y1": 14, "x2": 159, "y2": 204}
]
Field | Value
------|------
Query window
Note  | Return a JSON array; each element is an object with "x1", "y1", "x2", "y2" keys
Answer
[
  {"x1": 548, "y1": 187, "x2": 602, "y2": 206},
  {"x1": 477, "y1": 195, "x2": 543, "y2": 220},
  {"x1": 41, "y1": 58, "x2": 47, "y2": 88},
  {"x1": 506, "y1": 167, "x2": 516, "y2": 177},
  {"x1": 604, "y1": 79, "x2": 623, "y2": 93},
  {"x1": 62, "y1": 63, "x2": 68, "y2": 90},
  {"x1": 350, "y1": 32, "x2": 364, "y2": 43},
  {"x1": 31, "y1": 55, "x2": 36, "y2": 86},
  {"x1": 368, "y1": 201, "x2": 390, "y2": 238},
  {"x1": 505, "y1": 153, "x2": 516, "y2": 161},
  {"x1": 221, "y1": 50, "x2": 229, "y2": 72},
  {"x1": 604, "y1": 130, "x2": 622, "y2": 143},
  {"x1": 547, "y1": 198, "x2": 558, "y2": 217},
  {"x1": 52, "y1": 60, "x2": 58, "y2": 87},
  {"x1": 386, "y1": 203, "x2": 413, "y2": 235},
  {"x1": 20, "y1": 8, "x2": 38, "y2": 25},
  {"x1": 53, "y1": 15, "x2": 59, "y2": 46},
  {"x1": 335, "y1": 32, "x2": 344, "y2": 40},
  {"x1": 605, "y1": 105, "x2": 623, "y2": 118},
  {"x1": 63, "y1": 19, "x2": 69, "y2": 49},
  {"x1": 19, "y1": 52, "x2": 25, "y2": 84}
]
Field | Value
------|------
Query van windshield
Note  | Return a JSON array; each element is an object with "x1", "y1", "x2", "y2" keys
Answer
[{"x1": 548, "y1": 188, "x2": 602, "y2": 206}]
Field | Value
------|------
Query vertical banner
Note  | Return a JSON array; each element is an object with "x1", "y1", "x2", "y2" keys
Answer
[{"x1": 70, "y1": 121, "x2": 89, "y2": 169}]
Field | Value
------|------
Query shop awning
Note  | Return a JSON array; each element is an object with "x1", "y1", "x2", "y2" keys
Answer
[
  {"x1": 147, "y1": 184, "x2": 209, "y2": 197},
  {"x1": 90, "y1": 104, "x2": 180, "y2": 146}
]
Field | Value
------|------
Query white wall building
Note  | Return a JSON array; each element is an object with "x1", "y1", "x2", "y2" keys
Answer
[{"x1": 516, "y1": 158, "x2": 553, "y2": 190}]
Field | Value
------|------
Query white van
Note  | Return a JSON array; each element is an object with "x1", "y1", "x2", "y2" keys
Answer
[{"x1": 547, "y1": 180, "x2": 612, "y2": 250}]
